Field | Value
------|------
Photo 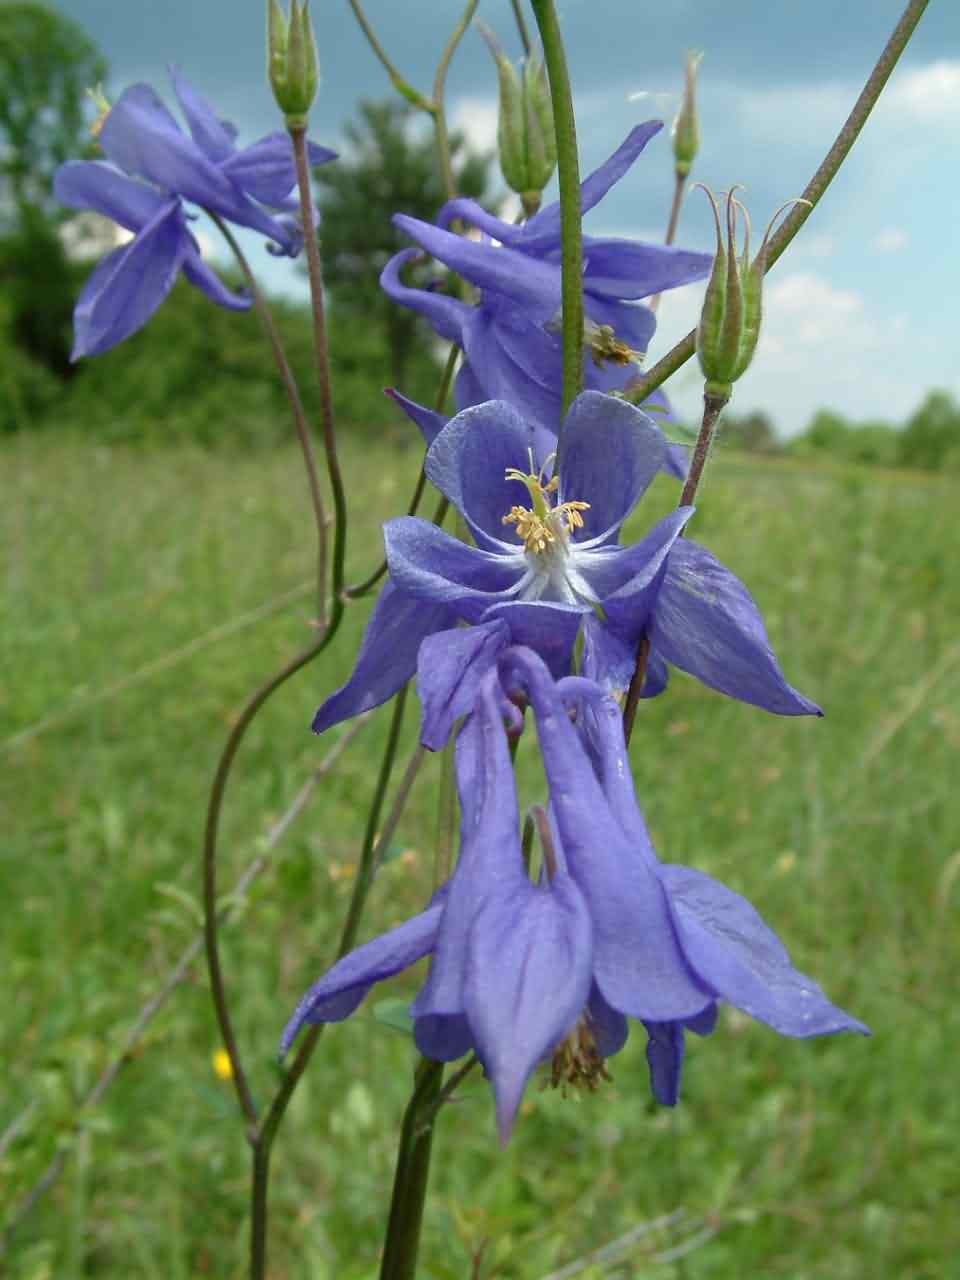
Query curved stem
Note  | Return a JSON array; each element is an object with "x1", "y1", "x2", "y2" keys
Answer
[
  {"x1": 530, "y1": 0, "x2": 583, "y2": 420},
  {"x1": 249, "y1": 685, "x2": 411, "y2": 1276},
  {"x1": 345, "y1": 0, "x2": 435, "y2": 113},
  {"x1": 209, "y1": 213, "x2": 328, "y2": 617},
  {"x1": 432, "y1": 0, "x2": 479, "y2": 201},
  {"x1": 628, "y1": 0, "x2": 930, "y2": 406},
  {"x1": 290, "y1": 127, "x2": 349, "y2": 607},
  {"x1": 203, "y1": 633, "x2": 335, "y2": 1133}
]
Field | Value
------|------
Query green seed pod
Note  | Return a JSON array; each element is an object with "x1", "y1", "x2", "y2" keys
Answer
[
  {"x1": 268, "y1": 0, "x2": 319, "y2": 125},
  {"x1": 478, "y1": 22, "x2": 557, "y2": 211},
  {"x1": 523, "y1": 50, "x2": 557, "y2": 191},
  {"x1": 672, "y1": 52, "x2": 702, "y2": 179}
]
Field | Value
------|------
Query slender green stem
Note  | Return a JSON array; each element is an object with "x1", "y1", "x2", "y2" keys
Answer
[
  {"x1": 202, "y1": 634, "x2": 335, "y2": 1134},
  {"x1": 209, "y1": 213, "x2": 327, "y2": 618},
  {"x1": 530, "y1": 0, "x2": 583, "y2": 421},
  {"x1": 344, "y1": 0, "x2": 435, "y2": 113},
  {"x1": 379, "y1": 1058, "x2": 445, "y2": 1280},
  {"x1": 433, "y1": 0, "x2": 479, "y2": 202},
  {"x1": 290, "y1": 127, "x2": 349, "y2": 607},
  {"x1": 627, "y1": 0, "x2": 930, "y2": 407},
  {"x1": 509, "y1": 0, "x2": 532, "y2": 55},
  {"x1": 647, "y1": 172, "x2": 688, "y2": 315}
]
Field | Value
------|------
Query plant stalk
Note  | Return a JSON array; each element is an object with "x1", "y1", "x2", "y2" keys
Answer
[{"x1": 530, "y1": 0, "x2": 583, "y2": 421}]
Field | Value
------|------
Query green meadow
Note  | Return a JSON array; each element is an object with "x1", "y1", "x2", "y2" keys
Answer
[{"x1": 2, "y1": 430, "x2": 957, "y2": 1278}]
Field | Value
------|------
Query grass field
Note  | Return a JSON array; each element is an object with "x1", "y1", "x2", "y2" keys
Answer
[{"x1": 2, "y1": 429, "x2": 958, "y2": 1279}]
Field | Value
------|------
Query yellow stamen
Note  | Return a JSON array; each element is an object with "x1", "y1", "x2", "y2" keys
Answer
[
  {"x1": 587, "y1": 323, "x2": 641, "y2": 369},
  {"x1": 501, "y1": 450, "x2": 590, "y2": 554},
  {"x1": 546, "y1": 1016, "x2": 611, "y2": 1095}
]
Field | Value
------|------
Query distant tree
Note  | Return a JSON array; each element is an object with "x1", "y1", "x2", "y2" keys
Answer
[
  {"x1": 720, "y1": 409, "x2": 779, "y2": 454},
  {"x1": 0, "y1": 2, "x2": 107, "y2": 224},
  {"x1": 314, "y1": 99, "x2": 494, "y2": 391},
  {"x1": 898, "y1": 391, "x2": 960, "y2": 472},
  {"x1": 0, "y1": 3, "x2": 107, "y2": 382}
]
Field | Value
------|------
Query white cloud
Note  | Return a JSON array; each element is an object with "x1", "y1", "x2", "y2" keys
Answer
[
  {"x1": 883, "y1": 60, "x2": 960, "y2": 121},
  {"x1": 872, "y1": 227, "x2": 909, "y2": 253},
  {"x1": 449, "y1": 95, "x2": 499, "y2": 154}
]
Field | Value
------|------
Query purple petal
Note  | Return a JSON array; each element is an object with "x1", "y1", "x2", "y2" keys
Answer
[
  {"x1": 435, "y1": 196, "x2": 524, "y2": 246},
  {"x1": 71, "y1": 200, "x2": 188, "y2": 358},
  {"x1": 650, "y1": 539, "x2": 823, "y2": 716},
  {"x1": 280, "y1": 891, "x2": 447, "y2": 1054},
  {"x1": 458, "y1": 308, "x2": 567, "y2": 434},
  {"x1": 581, "y1": 614, "x2": 637, "y2": 694},
  {"x1": 169, "y1": 66, "x2": 236, "y2": 162},
  {"x1": 643, "y1": 1020, "x2": 686, "y2": 1105},
  {"x1": 557, "y1": 391, "x2": 666, "y2": 539},
  {"x1": 414, "y1": 1013, "x2": 475, "y2": 1061},
  {"x1": 417, "y1": 619, "x2": 510, "y2": 751},
  {"x1": 412, "y1": 683, "x2": 523, "y2": 1025},
  {"x1": 394, "y1": 213, "x2": 561, "y2": 319},
  {"x1": 425, "y1": 400, "x2": 542, "y2": 549},
  {"x1": 482, "y1": 601, "x2": 583, "y2": 678},
  {"x1": 181, "y1": 246, "x2": 250, "y2": 309},
  {"x1": 583, "y1": 239, "x2": 712, "y2": 300},
  {"x1": 597, "y1": 508, "x2": 692, "y2": 633},
  {"x1": 521, "y1": 122, "x2": 663, "y2": 251},
  {"x1": 384, "y1": 517, "x2": 523, "y2": 620},
  {"x1": 385, "y1": 389, "x2": 449, "y2": 448},
  {"x1": 54, "y1": 160, "x2": 167, "y2": 231},
  {"x1": 100, "y1": 84, "x2": 300, "y2": 250},
  {"x1": 221, "y1": 131, "x2": 336, "y2": 205},
  {"x1": 586, "y1": 983, "x2": 630, "y2": 1059},
  {"x1": 380, "y1": 248, "x2": 470, "y2": 344},
  {"x1": 311, "y1": 581, "x2": 455, "y2": 733},
  {"x1": 661, "y1": 864, "x2": 870, "y2": 1038},
  {"x1": 502, "y1": 650, "x2": 711, "y2": 1021},
  {"x1": 465, "y1": 872, "x2": 593, "y2": 1144}
]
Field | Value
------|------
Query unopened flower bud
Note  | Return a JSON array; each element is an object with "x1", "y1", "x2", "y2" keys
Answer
[
  {"x1": 478, "y1": 22, "x2": 556, "y2": 216},
  {"x1": 268, "y1": 0, "x2": 319, "y2": 126},
  {"x1": 696, "y1": 186, "x2": 809, "y2": 401},
  {"x1": 672, "y1": 52, "x2": 702, "y2": 179}
]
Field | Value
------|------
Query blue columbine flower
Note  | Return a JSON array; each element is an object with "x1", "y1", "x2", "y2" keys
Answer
[
  {"x1": 284, "y1": 647, "x2": 867, "y2": 1141},
  {"x1": 54, "y1": 69, "x2": 336, "y2": 357},
  {"x1": 313, "y1": 392, "x2": 820, "y2": 743},
  {"x1": 380, "y1": 121, "x2": 710, "y2": 453}
]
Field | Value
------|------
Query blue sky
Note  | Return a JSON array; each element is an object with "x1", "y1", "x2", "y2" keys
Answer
[{"x1": 56, "y1": 0, "x2": 959, "y2": 434}]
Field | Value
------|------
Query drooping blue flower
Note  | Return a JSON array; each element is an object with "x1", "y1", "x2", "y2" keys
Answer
[
  {"x1": 313, "y1": 392, "x2": 820, "y2": 742},
  {"x1": 54, "y1": 70, "x2": 336, "y2": 357},
  {"x1": 380, "y1": 120, "x2": 710, "y2": 450},
  {"x1": 284, "y1": 647, "x2": 867, "y2": 1140}
]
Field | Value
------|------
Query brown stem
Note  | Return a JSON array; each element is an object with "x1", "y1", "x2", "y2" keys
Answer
[
  {"x1": 679, "y1": 389, "x2": 729, "y2": 509},
  {"x1": 202, "y1": 637, "x2": 332, "y2": 1132},
  {"x1": 289, "y1": 126, "x2": 349, "y2": 606},
  {"x1": 648, "y1": 171, "x2": 687, "y2": 315},
  {"x1": 209, "y1": 213, "x2": 328, "y2": 618}
]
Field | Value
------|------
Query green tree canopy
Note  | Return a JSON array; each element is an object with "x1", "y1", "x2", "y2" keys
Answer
[
  {"x1": 314, "y1": 98, "x2": 494, "y2": 390},
  {"x1": 0, "y1": 1, "x2": 107, "y2": 224}
]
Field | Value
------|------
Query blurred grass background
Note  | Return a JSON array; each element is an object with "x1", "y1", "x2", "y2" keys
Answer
[{"x1": 2, "y1": 429, "x2": 957, "y2": 1278}]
